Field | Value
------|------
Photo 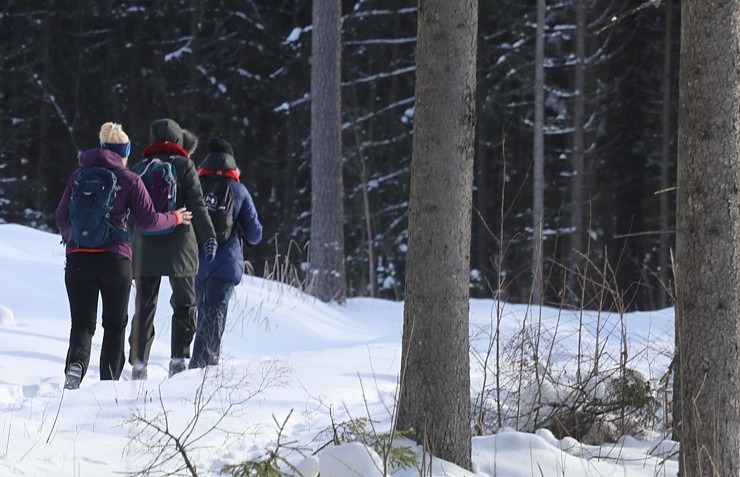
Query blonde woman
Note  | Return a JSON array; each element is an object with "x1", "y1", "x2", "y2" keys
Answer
[{"x1": 55, "y1": 122, "x2": 192, "y2": 389}]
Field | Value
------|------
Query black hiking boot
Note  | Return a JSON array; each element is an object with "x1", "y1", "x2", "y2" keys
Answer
[
  {"x1": 64, "y1": 362, "x2": 83, "y2": 390},
  {"x1": 169, "y1": 359, "x2": 186, "y2": 377}
]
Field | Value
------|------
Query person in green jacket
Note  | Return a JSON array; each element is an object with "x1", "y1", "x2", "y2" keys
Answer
[{"x1": 128, "y1": 118, "x2": 217, "y2": 379}]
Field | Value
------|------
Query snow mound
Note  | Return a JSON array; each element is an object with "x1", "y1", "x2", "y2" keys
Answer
[
  {"x1": 0, "y1": 305, "x2": 15, "y2": 326},
  {"x1": 320, "y1": 442, "x2": 384, "y2": 477}
]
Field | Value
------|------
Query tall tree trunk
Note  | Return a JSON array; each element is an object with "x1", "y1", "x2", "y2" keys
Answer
[
  {"x1": 474, "y1": 124, "x2": 490, "y2": 285},
  {"x1": 675, "y1": 1, "x2": 740, "y2": 475},
  {"x1": 188, "y1": 0, "x2": 203, "y2": 124},
  {"x1": 659, "y1": 0, "x2": 674, "y2": 310},
  {"x1": 34, "y1": 4, "x2": 53, "y2": 213},
  {"x1": 396, "y1": 0, "x2": 477, "y2": 469},
  {"x1": 568, "y1": 0, "x2": 586, "y2": 303},
  {"x1": 388, "y1": 0, "x2": 402, "y2": 107},
  {"x1": 474, "y1": 3, "x2": 491, "y2": 293},
  {"x1": 663, "y1": 0, "x2": 678, "y2": 440},
  {"x1": 309, "y1": 0, "x2": 346, "y2": 303},
  {"x1": 345, "y1": 88, "x2": 377, "y2": 297},
  {"x1": 532, "y1": 0, "x2": 546, "y2": 305},
  {"x1": 279, "y1": 2, "x2": 306, "y2": 255}
]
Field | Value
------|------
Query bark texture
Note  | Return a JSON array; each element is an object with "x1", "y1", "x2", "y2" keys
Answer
[
  {"x1": 532, "y1": 0, "x2": 546, "y2": 304},
  {"x1": 675, "y1": 2, "x2": 740, "y2": 475},
  {"x1": 310, "y1": 0, "x2": 347, "y2": 303},
  {"x1": 396, "y1": 0, "x2": 477, "y2": 469}
]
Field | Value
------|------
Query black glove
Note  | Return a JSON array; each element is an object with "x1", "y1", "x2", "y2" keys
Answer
[{"x1": 203, "y1": 237, "x2": 218, "y2": 263}]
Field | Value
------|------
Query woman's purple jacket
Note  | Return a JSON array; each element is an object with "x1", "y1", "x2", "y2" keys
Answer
[{"x1": 55, "y1": 148, "x2": 178, "y2": 261}]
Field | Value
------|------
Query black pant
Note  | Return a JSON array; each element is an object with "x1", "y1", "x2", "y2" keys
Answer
[
  {"x1": 64, "y1": 252, "x2": 132, "y2": 382},
  {"x1": 190, "y1": 276, "x2": 235, "y2": 368},
  {"x1": 128, "y1": 275, "x2": 196, "y2": 365}
]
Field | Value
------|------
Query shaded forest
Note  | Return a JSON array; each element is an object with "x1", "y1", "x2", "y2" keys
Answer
[{"x1": 0, "y1": 0, "x2": 679, "y2": 310}]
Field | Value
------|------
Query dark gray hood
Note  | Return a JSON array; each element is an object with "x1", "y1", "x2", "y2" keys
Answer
[{"x1": 149, "y1": 118, "x2": 183, "y2": 145}]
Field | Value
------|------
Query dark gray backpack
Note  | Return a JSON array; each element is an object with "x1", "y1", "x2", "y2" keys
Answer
[{"x1": 200, "y1": 175, "x2": 235, "y2": 244}]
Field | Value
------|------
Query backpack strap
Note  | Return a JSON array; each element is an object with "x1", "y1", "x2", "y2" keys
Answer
[{"x1": 137, "y1": 159, "x2": 156, "y2": 177}]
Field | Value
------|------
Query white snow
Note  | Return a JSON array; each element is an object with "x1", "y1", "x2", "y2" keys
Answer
[
  {"x1": 285, "y1": 27, "x2": 303, "y2": 44},
  {"x1": 0, "y1": 223, "x2": 679, "y2": 476},
  {"x1": 0, "y1": 305, "x2": 14, "y2": 326}
]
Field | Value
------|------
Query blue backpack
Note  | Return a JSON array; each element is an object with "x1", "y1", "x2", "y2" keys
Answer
[
  {"x1": 68, "y1": 167, "x2": 128, "y2": 248},
  {"x1": 135, "y1": 157, "x2": 178, "y2": 236}
]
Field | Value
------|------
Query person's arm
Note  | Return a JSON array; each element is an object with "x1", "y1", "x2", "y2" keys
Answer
[
  {"x1": 129, "y1": 176, "x2": 190, "y2": 231},
  {"x1": 55, "y1": 171, "x2": 77, "y2": 242},
  {"x1": 236, "y1": 184, "x2": 262, "y2": 247}
]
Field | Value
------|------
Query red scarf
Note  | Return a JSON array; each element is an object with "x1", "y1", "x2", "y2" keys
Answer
[
  {"x1": 198, "y1": 168, "x2": 241, "y2": 182},
  {"x1": 142, "y1": 141, "x2": 190, "y2": 158}
]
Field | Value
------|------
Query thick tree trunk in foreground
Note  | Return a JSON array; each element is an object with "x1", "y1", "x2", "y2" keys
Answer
[
  {"x1": 675, "y1": 1, "x2": 740, "y2": 475},
  {"x1": 396, "y1": 0, "x2": 477, "y2": 469}
]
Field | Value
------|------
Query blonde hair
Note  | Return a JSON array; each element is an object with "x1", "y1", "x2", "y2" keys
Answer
[{"x1": 99, "y1": 122, "x2": 129, "y2": 145}]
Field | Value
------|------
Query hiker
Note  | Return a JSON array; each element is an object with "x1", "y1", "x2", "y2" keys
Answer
[
  {"x1": 55, "y1": 122, "x2": 192, "y2": 389},
  {"x1": 128, "y1": 118, "x2": 218, "y2": 379},
  {"x1": 190, "y1": 137, "x2": 262, "y2": 369}
]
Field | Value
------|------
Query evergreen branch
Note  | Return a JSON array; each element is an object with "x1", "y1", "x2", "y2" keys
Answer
[{"x1": 594, "y1": 0, "x2": 663, "y2": 35}]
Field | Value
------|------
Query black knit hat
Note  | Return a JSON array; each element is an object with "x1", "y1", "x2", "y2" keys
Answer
[{"x1": 207, "y1": 137, "x2": 234, "y2": 157}]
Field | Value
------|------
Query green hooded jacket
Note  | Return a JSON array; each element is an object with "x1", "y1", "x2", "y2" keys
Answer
[{"x1": 130, "y1": 118, "x2": 215, "y2": 277}]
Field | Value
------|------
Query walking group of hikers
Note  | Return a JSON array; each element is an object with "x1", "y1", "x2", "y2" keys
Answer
[{"x1": 55, "y1": 118, "x2": 263, "y2": 390}]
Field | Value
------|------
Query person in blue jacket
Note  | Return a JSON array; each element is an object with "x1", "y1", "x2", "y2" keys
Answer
[{"x1": 190, "y1": 137, "x2": 262, "y2": 368}]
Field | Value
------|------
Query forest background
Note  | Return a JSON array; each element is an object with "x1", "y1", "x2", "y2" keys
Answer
[{"x1": 0, "y1": 0, "x2": 679, "y2": 311}]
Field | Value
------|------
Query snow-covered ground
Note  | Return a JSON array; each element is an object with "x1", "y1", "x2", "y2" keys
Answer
[{"x1": 0, "y1": 223, "x2": 678, "y2": 476}]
